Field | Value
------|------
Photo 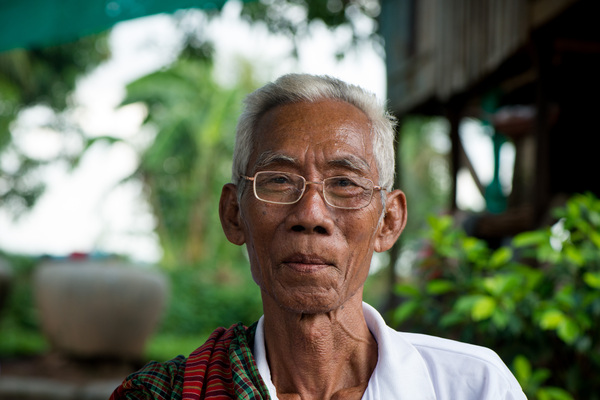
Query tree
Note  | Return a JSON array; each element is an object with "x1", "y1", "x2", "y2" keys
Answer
[
  {"x1": 0, "y1": 0, "x2": 382, "y2": 218},
  {"x1": 240, "y1": 0, "x2": 383, "y2": 58},
  {"x1": 120, "y1": 48, "x2": 256, "y2": 269},
  {"x1": 0, "y1": 35, "x2": 109, "y2": 215}
]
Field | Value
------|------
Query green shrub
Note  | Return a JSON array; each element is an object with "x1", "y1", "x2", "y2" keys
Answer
[
  {"x1": 157, "y1": 260, "x2": 263, "y2": 337},
  {"x1": 0, "y1": 253, "x2": 48, "y2": 356},
  {"x1": 393, "y1": 192, "x2": 600, "y2": 399}
]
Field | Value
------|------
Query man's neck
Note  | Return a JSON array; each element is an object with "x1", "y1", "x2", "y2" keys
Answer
[{"x1": 261, "y1": 294, "x2": 377, "y2": 400}]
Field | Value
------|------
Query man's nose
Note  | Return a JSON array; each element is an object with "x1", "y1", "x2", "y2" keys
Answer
[{"x1": 286, "y1": 183, "x2": 334, "y2": 234}]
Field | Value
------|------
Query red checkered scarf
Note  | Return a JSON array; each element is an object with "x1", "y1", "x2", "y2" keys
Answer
[{"x1": 183, "y1": 323, "x2": 271, "y2": 399}]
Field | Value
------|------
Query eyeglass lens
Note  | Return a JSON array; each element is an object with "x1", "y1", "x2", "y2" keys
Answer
[{"x1": 253, "y1": 171, "x2": 374, "y2": 209}]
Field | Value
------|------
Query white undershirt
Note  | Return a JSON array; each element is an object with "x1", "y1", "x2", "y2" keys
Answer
[{"x1": 253, "y1": 302, "x2": 526, "y2": 400}]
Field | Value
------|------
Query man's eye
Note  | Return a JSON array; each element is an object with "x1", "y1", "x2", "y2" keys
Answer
[
  {"x1": 263, "y1": 174, "x2": 293, "y2": 185},
  {"x1": 270, "y1": 175, "x2": 290, "y2": 184},
  {"x1": 331, "y1": 177, "x2": 359, "y2": 188}
]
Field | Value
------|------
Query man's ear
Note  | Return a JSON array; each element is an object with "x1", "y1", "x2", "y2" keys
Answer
[
  {"x1": 374, "y1": 189, "x2": 407, "y2": 252},
  {"x1": 219, "y1": 183, "x2": 246, "y2": 246}
]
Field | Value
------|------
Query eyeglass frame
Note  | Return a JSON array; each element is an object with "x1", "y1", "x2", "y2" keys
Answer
[{"x1": 241, "y1": 171, "x2": 385, "y2": 210}]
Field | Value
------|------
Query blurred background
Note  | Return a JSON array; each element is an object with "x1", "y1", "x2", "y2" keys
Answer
[{"x1": 0, "y1": 0, "x2": 599, "y2": 399}]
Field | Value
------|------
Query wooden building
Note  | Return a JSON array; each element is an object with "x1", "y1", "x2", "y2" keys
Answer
[{"x1": 381, "y1": 0, "x2": 600, "y2": 240}]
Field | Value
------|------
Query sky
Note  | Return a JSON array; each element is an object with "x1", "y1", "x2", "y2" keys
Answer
[{"x1": 0, "y1": 1, "x2": 513, "y2": 264}]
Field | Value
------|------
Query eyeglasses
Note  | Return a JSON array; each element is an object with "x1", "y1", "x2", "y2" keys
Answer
[{"x1": 241, "y1": 171, "x2": 384, "y2": 210}]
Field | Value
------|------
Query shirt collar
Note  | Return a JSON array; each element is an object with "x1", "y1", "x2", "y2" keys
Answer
[{"x1": 254, "y1": 302, "x2": 437, "y2": 399}]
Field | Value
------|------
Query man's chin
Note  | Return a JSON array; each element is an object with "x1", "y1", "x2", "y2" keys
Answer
[{"x1": 270, "y1": 291, "x2": 342, "y2": 315}]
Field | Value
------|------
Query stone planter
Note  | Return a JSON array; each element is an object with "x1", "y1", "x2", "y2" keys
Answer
[{"x1": 34, "y1": 259, "x2": 168, "y2": 360}]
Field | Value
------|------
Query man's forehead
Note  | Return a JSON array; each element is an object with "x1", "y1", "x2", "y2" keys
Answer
[
  {"x1": 246, "y1": 99, "x2": 376, "y2": 175},
  {"x1": 255, "y1": 99, "x2": 371, "y2": 132}
]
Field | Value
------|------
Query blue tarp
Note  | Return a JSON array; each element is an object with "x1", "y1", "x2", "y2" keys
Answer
[{"x1": 0, "y1": 0, "x2": 229, "y2": 52}]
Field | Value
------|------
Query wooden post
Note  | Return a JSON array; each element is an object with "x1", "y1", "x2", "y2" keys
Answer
[
  {"x1": 532, "y1": 34, "x2": 552, "y2": 226},
  {"x1": 446, "y1": 100, "x2": 464, "y2": 212}
]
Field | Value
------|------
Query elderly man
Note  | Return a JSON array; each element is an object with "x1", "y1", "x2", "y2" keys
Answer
[{"x1": 111, "y1": 74, "x2": 526, "y2": 399}]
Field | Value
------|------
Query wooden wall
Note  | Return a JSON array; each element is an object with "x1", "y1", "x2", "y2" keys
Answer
[{"x1": 382, "y1": 0, "x2": 579, "y2": 115}]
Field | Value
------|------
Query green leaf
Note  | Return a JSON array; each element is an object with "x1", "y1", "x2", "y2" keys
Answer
[
  {"x1": 537, "y1": 387, "x2": 574, "y2": 400},
  {"x1": 462, "y1": 236, "x2": 482, "y2": 253},
  {"x1": 439, "y1": 312, "x2": 465, "y2": 327},
  {"x1": 567, "y1": 200, "x2": 581, "y2": 219},
  {"x1": 471, "y1": 296, "x2": 496, "y2": 321},
  {"x1": 426, "y1": 280, "x2": 455, "y2": 295},
  {"x1": 513, "y1": 230, "x2": 548, "y2": 248},
  {"x1": 491, "y1": 309, "x2": 510, "y2": 329},
  {"x1": 512, "y1": 355, "x2": 531, "y2": 386},
  {"x1": 395, "y1": 283, "x2": 420, "y2": 297},
  {"x1": 539, "y1": 309, "x2": 566, "y2": 330},
  {"x1": 557, "y1": 318, "x2": 580, "y2": 344},
  {"x1": 583, "y1": 272, "x2": 600, "y2": 289},
  {"x1": 589, "y1": 230, "x2": 600, "y2": 249},
  {"x1": 429, "y1": 214, "x2": 453, "y2": 232},
  {"x1": 454, "y1": 295, "x2": 481, "y2": 314},
  {"x1": 564, "y1": 245, "x2": 585, "y2": 266},
  {"x1": 483, "y1": 275, "x2": 519, "y2": 297},
  {"x1": 518, "y1": 266, "x2": 544, "y2": 289},
  {"x1": 555, "y1": 285, "x2": 576, "y2": 309},
  {"x1": 531, "y1": 369, "x2": 552, "y2": 386},
  {"x1": 589, "y1": 210, "x2": 600, "y2": 228},
  {"x1": 489, "y1": 247, "x2": 513, "y2": 268},
  {"x1": 393, "y1": 299, "x2": 420, "y2": 325}
]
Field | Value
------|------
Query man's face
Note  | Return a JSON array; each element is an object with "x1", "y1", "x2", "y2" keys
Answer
[{"x1": 237, "y1": 99, "x2": 386, "y2": 314}]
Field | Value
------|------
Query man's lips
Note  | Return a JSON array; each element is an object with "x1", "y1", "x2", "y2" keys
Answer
[{"x1": 282, "y1": 254, "x2": 333, "y2": 272}]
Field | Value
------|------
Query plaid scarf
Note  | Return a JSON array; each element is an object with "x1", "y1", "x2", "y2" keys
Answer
[
  {"x1": 183, "y1": 323, "x2": 271, "y2": 399},
  {"x1": 110, "y1": 323, "x2": 271, "y2": 400}
]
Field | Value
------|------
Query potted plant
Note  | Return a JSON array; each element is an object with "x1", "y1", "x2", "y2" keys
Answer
[{"x1": 34, "y1": 254, "x2": 168, "y2": 360}]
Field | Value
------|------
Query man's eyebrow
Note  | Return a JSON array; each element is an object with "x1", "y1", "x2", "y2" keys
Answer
[
  {"x1": 328, "y1": 156, "x2": 372, "y2": 175},
  {"x1": 253, "y1": 151, "x2": 298, "y2": 171},
  {"x1": 252, "y1": 151, "x2": 372, "y2": 175}
]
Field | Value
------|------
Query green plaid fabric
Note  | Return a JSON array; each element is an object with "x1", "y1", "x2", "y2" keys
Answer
[
  {"x1": 110, "y1": 355, "x2": 186, "y2": 399},
  {"x1": 110, "y1": 323, "x2": 270, "y2": 400},
  {"x1": 225, "y1": 324, "x2": 271, "y2": 399}
]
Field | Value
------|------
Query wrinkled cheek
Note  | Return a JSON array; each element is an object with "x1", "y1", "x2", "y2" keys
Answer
[
  {"x1": 250, "y1": 263, "x2": 263, "y2": 287},
  {"x1": 345, "y1": 237, "x2": 376, "y2": 282},
  {"x1": 246, "y1": 241, "x2": 270, "y2": 290},
  {"x1": 243, "y1": 241, "x2": 261, "y2": 285}
]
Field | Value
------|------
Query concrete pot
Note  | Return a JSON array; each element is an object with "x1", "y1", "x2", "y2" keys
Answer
[{"x1": 34, "y1": 260, "x2": 168, "y2": 360}]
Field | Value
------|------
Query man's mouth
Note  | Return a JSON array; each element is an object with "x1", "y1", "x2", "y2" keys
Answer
[{"x1": 282, "y1": 254, "x2": 332, "y2": 272}]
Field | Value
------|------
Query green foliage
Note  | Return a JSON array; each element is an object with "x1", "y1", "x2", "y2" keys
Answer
[
  {"x1": 0, "y1": 34, "x2": 109, "y2": 109},
  {"x1": 240, "y1": 0, "x2": 382, "y2": 58},
  {"x1": 121, "y1": 54, "x2": 257, "y2": 269},
  {"x1": 0, "y1": 328, "x2": 48, "y2": 357},
  {"x1": 0, "y1": 253, "x2": 48, "y2": 357},
  {"x1": 158, "y1": 260, "x2": 263, "y2": 336},
  {"x1": 397, "y1": 117, "x2": 450, "y2": 244},
  {"x1": 512, "y1": 355, "x2": 573, "y2": 400},
  {"x1": 117, "y1": 52, "x2": 265, "y2": 346},
  {"x1": 0, "y1": 34, "x2": 109, "y2": 214},
  {"x1": 146, "y1": 332, "x2": 208, "y2": 362},
  {"x1": 393, "y1": 192, "x2": 600, "y2": 399}
]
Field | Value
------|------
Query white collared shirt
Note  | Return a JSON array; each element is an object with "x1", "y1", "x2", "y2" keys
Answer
[{"x1": 254, "y1": 302, "x2": 527, "y2": 399}]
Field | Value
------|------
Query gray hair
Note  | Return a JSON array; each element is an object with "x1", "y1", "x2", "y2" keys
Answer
[{"x1": 232, "y1": 74, "x2": 397, "y2": 196}]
